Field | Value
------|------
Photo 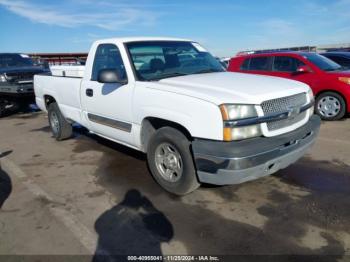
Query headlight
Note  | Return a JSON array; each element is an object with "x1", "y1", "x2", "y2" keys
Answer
[
  {"x1": 229, "y1": 124, "x2": 262, "y2": 140},
  {"x1": 220, "y1": 104, "x2": 262, "y2": 141},
  {"x1": 339, "y1": 77, "x2": 350, "y2": 85},
  {"x1": 0, "y1": 74, "x2": 6, "y2": 82},
  {"x1": 306, "y1": 89, "x2": 314, "y2": 118},
  {"x1": 220, "y1": 104, "x2": 258, "y2": 120},
  {"x1": 307, "y1": 88, "x2": 314, "y2": 102}
]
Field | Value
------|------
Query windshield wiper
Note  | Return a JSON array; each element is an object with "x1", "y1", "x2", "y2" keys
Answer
[
  {"x1": 193, "y1": 69, "x2": 223, "y2": 74},
  {"x1": 324, "y1": 68, "x2": 341, "y2": 72},
  {"x1": 335, "y1": 66, "x2": 346, "y2": 71},
  {"x1": 149, "y1": 72, "x2": 189, "y2": 81}
]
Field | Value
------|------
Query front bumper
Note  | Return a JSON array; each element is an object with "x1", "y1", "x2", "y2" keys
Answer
[
  {"x1": 192, "y1": 115, "x2": 321, "y2": 185},
  {"x1": 0, "y1": 83, "x2": 34, "y2": 96},
  {"x1": 0, "y1": 83, "x2": 35, "y2": 103}
]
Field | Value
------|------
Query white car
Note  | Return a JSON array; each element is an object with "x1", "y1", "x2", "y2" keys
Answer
[{"x1": 34, "y1": 37, "x2": 320, "y2": 195}]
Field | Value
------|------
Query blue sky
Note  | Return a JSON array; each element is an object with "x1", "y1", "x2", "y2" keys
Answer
[{"x1": 0, "y1": 0, "x2": 350, "y2": 57}]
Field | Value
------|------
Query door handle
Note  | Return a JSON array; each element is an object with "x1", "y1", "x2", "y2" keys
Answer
[{"x1": 86, "y1": 89, "x2": 93, "y2": 97}]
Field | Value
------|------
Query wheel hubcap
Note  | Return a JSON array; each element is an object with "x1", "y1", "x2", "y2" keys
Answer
[
  {"x1": 317, "y1": 96, "x2": 341, "y2": 117},
  {"x1": 155, "y1": 143, "x2": 183, "y2": 183},
  {"x1": 50, "y1": 111, "x2": 60, "y2": 134}
]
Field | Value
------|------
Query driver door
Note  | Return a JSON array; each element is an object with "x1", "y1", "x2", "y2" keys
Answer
[
  {"x1": 269, "y1": 56, "x2": 316, "y2": 88},
  {"x1": 80, "y1": 43, "x2": 134, "y2": 145}
]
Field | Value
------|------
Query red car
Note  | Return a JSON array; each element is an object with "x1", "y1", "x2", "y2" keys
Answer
[{"x1": 228, "y1": 52, "x2": 350, "y2": 120}]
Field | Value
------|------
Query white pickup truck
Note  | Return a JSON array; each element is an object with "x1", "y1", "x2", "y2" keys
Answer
[{"x1": 34, "y1": 37, "x2": 320, "y2": 195}]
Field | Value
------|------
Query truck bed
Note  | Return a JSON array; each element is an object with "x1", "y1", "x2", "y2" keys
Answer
[
  {"x1": 34, "y1": 74, "x2": 83, "y2": 124},
  {"x1": 50, "y1": 65, "x2": 85, "y2": 78}
]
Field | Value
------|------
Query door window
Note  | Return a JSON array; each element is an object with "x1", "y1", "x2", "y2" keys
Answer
[
  {"x1": 240, "y1": 58, "x2": 250, "y2": 70},
  {"x1": 272, "y1": 56, "x2": 305, "y2": 72},
  {"x1": 248, "y1": 57, "x2": 271, "y2": 71},
  {"x1": 91, "y1": 44, "x2": 127, "y2": 81}
]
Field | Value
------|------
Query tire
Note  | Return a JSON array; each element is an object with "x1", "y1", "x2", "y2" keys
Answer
[
  {"x1": 48, "y1": 103, "x2": 73, "y2": 141},
  {"x1": 147, "y1": 127, "x2": 200, "y2": 195},
  {"x1": 315, "y1": 92, "x2": 346, "y2": 121}
]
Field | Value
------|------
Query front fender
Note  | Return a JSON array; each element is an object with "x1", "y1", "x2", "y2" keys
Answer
[{"x1": 133, "y1": 85, "x2": 224, "y2": 142}]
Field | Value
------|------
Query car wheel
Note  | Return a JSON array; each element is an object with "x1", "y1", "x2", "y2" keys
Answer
[
  {"x1": 48, "y1": 102, "x2": 73, "y2": 141},
  {"x1": 147, "y1": 127, "x2": 200, "y2": 195},
  {"x1": 315, "y1": 92, "x2": 346, "y2": 120}
]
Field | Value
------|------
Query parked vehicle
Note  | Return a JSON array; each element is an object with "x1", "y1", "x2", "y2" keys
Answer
[
  {"x1": 34, "y1": 37, "x2": 320, "y2": 195},
  {"x1": 228, "y1": 52, "x2": 350, "y2": 120},
  {"x1": 0, "y1": 53, "x2": 47, "y2": 117},
  {"x1": 216, "y1": 57, "x2": 230, "y2": 69},
  {"x1": 321, "y1": 52, "x2": 350, "y2": 69}
]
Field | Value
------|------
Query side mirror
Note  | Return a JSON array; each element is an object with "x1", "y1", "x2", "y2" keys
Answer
[
  {"x1": 97, "y1": 69, "x2": 126, "y2": 84},
  {"x1": 295, "y1": 65, "x2": 312, "y2": 74}
]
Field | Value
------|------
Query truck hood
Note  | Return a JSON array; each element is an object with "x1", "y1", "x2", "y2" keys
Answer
[
  {"x1": 0, "y1": 66, "x2": 46, "y2": 74},
  {"x1": 156, "y1": 72, "x2": 309, "y2": 105}
]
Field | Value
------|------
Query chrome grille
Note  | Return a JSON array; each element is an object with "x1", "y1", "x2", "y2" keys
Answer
[
  {"x1": 266, "y1": 111, "x2": 307, "y2": 131},
  {"x1": 261, "y1": 93, "x2": 307, "y2": 131},
  {"x1": 5, "y1": 72, "x2": 38, "y2": 83}
]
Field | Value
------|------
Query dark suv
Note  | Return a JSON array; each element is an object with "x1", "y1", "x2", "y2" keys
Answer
[
  {"x1": 0, "y1": 53, "x2": 47, "y2": 117},
  {"x1": 321, "y1": 52, "x2": 350, "y2": 69}
]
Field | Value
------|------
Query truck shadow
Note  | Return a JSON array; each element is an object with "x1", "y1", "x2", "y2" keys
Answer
[
  {"x1": 93, "y1": 189, "x2": 173, "y2": 261},
  {"x1": 0, "y1": 150, "x2": 13, "y2": 209},
  {"x1": 0, "y1": 169, "x2": 12, "y2": 209},
  {"x1": 70, "y1": 128, "x2": 350, "y2": 257},
  {"x1": 91, "y1": 166, "x2": 348, "y2": 260},
  {"x1": 72, "y1": 126, "x2": 146, "y2": 161}
]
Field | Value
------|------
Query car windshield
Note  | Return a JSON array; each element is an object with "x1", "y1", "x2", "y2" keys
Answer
[
  {"x1": 302, "y1": 53, "x2": 342, "y2": 71},
  {"x1": 126, "y1": 41, "x2": 225, "y2": 81},
  {"x1": 0, "y1": 54, "x2": 34, "y2": 68}
]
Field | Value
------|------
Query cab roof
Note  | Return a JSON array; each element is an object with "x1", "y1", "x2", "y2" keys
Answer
[
  {"x1": 237, "y1": 51, "x2": 317, "y2": 58},
  {"x1": 95, "y1": 37, "x2": 192, "y2": 44}
]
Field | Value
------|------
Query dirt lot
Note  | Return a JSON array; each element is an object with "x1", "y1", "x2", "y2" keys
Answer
[{"x1": 0, "y1": 111, "x2": 350, "y2": 261}]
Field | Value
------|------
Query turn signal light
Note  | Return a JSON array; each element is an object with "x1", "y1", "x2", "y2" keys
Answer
[{"x1": 339, "y1": 77, "x2": 350, "y2": 85}]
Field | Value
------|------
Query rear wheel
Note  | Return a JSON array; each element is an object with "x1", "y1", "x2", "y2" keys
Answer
[
  {"x1": 48, "y1": 103, "x2": 73, "y2": 141},
  {"x1": 315, "y1": 92, "x2": 346, "y2": 120},
  {"x1": 147, "y1": 127, "x2": 200, "y2": 195}
]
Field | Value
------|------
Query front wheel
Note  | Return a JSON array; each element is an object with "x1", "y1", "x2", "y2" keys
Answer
[
  {"x1": 315, "y1": 92, "x2": 346, "y2": 121},
  {"x1": 147, "y1": 127, "x2": 200, "y2": 195}
]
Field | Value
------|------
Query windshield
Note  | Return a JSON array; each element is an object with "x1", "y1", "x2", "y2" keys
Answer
[
  {"x1": 126, "y1": 41, "x2": 225, "y2": 81},
  {"x1": 0, "y1": 54, "x2": 34, "y2": 68},
  {"x1": 302, "y1": 53, "x2": 342, "y2": 71}
]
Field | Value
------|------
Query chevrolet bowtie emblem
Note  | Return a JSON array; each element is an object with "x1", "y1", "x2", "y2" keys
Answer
[{"x1": 287, "y1": 106, "x2": 301, "y2": 118}]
